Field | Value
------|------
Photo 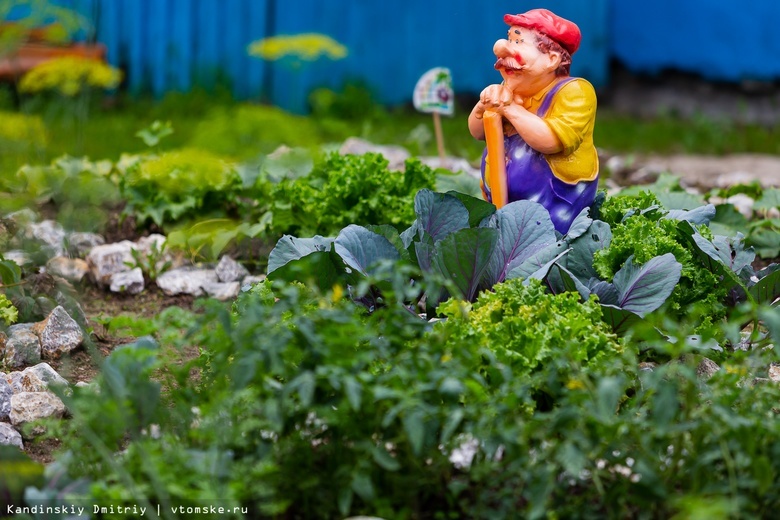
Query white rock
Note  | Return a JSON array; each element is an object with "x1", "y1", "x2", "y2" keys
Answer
[
  {"x1": 0, "y1": 422, "x2": 23, "y2": 449},
  {"x1": 215, "y1": 255, "x2": 249, "y2": 283},
  {"x1": 768, "y1": 363, "x2": 780, "y2": 382},
  {"x1": 54, "y1": 291, "x2": 87, "y2": 327},
  {"x1": 419, "y1": 156, "x2": 481, "y2": 180},
  {"x1": 9, "y1": 392, "x2": 67, "y2": 436},
  {"x1": 604, "y1": 155, "x2": 628, "y2": 176},
  {"x1": 24, "y1": 363, "x2": 68, "y2": 389},
  {"x1": 339, "y1": 137, "x2": 410, "y2": 171},
  {"x1": 241, "y1": 274, "x2": 267, "y2": 288},
  {"x1": 5, "y1": 370, "x2": 46, "y2": 393},
  {"x1": 67, "y1": 231, "x2": 105, "y2": 257},
  {"x1": 3, "y1": 250, "x2": 31, "y2": 267},
  {"x1": 0, "y1": 323, "x2": 42, "y2": 368},
  {"x1": 5, "y1": 208, "x2": 38, "y2": 226},
  {"x1": 33, "y1": 306, "x2": 83, "y2": 359},
  {"x1": 156, "y1": 267, "x2": 218, "y2": 296},
  {"x1": 134, "y1": 234, "x2": 185, "y2": 272},
  {"x1": 86, "y1": 240, "x2": 135, "y2": 286},
  {"x1": 135, "y1": 234, "x2": 167, "y2": 256},
  {"x1": 110, "y1": 267, "x2": 145, "y2": 294},
  {"x1": 203, "y1": 281, "x2": 240, "y2": 301},
  {"x1": 716, "y1": 171, "x2": 766, "y2": 189},
  {"x1": 0, "y1": 376, "x2": 12, "y2": 421},
  {"x1": 26, "y1": 220, "x2": 66, "y2": 255},
  {"x1": 46, "y1": 256, "x2": 90, "y2": 283},
  {"x1": 726, "y1": 193, "x2": 755, "y2": 220},
  {"x1": 696, "y1": 358, "x2": 720, "y2": 380}
]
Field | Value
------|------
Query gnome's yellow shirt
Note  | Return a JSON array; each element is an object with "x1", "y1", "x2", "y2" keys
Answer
[{"x1": 506, "y1": 77, "x2": 599, "y2": 183}]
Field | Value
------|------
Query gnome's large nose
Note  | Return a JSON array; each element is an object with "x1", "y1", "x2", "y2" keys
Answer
[
  {"x1": 493, "y1": 38, "x2": 513, "y2": 58},
  {"x1": 492, "y1": 39, "x2": 524, "y2": 69}
]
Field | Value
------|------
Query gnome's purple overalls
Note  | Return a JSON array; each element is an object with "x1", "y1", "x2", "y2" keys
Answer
[{"x1": 481, "y1": 78, "x2": 598, "y2": 234}]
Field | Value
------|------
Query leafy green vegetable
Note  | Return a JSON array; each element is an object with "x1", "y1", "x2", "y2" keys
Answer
[
  {"x1": 121, "y1": 148, "x2": 242, "y2": 227},
  {"x1": 437, "y1": 278, "x2": 623, "y2": 381},
  {"x1": 594, "y1": 205, "x2": 726, "y2": 320},
  {"x1": 0, "y1": 292, "x2": 18, "y2": 326},
  {"x1": 270, "y1": 152, "x2": 435, "y2": 237}
]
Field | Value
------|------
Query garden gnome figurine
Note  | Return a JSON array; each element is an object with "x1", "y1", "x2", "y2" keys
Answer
[{"x1": 468, "y1": 8, "x2": 598, "y2": 234}]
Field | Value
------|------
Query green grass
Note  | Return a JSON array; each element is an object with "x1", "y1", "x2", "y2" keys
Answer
[
  {"x1": 594, "y1": 110, "x2": 780, "y2": 156},
  {"x1": 3, "y1": 85, "x2": 780, "y2": 180}
]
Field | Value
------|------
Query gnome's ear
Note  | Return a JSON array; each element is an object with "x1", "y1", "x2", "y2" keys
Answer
[{"x1": 546, "y1": 50, "x2": 562, "y2": 71}]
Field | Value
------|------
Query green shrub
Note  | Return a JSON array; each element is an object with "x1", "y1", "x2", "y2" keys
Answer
[
  {"x1": 0, "y1": 111, "x2": 47, "y2": 152},
  {"x1": 121, "y1": 148, "x2": 242, "y2": 227},
  {"x1": 270, "y1": 152, "x2": 435, "y2": 237},
  {"x1": 188, "y1": 105, "x2": 324, "y2": 159},
  {"x1": 309, "y1": 81, "x2": 382, "y2": 121},
  {"x1": 4, "y1": 156, "x2": 120, "y2": 230}
]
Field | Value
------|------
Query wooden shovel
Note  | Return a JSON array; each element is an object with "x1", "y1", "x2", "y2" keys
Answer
[{"x1": 483, "y1": 110, "x2": 508, "y2": 208}]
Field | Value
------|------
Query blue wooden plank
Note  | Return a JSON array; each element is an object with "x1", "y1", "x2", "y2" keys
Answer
[
  {"x1": 148, "y1": 0, "x2": 169, "y2": 97},
  {"x1": 71, "y1": 0, "x2": 98, "y2": 41},
  {"x1": 245, "y1": 0, "x2": 267, "y2": 99},
  {"x1": 194, "y1": 0, "x2": 221, "y2": 89},
  {"x1": 223, "y1": 0, "x2": 248, "y2": 98},
  {"x1": 611, "y1": 0, "x2": 780, "y2": 82},
  {"x1": 125, "y1": 0, "x2": 147, "y2": 94},
  {"x1": 170, "y1": 0, "x2": 192, "y2": 92},
  {"x1": 96, "y1": 0, "x2": 121, "y2": 72}
]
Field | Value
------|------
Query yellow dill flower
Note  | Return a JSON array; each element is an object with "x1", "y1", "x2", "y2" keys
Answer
[
  {"x1": 19, "y1": 56, "x2": 122, "y2": 96},
  {"x1": 248, "y1": 33, "x2": 347, "y2": 61},
  {"x1": 331, "y1": 283, "x2": 344, "y2": 303},
  {"x1": 566, "y1": 379, "x2": 586, "y2": 391}
]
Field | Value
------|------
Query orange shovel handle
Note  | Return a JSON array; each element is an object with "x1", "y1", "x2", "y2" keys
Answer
[{"x1": 483, "y1": 110, "x2": 508, "y2": 208}]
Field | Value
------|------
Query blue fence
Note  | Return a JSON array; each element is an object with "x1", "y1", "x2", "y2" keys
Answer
[
  {"x1": 11, "y1": 1, "x2": 780, "y2": 111},
  {"x1": 9, "y1": 0, "x2": 609, "y2": 112},
  {"x1": 610, "y1": 1, "x2": 780, "y2": 82}
]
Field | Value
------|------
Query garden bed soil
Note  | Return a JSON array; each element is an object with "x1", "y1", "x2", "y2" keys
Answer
[{"x1": 21, "y1": 284, "x2": 197, "y2": 463}]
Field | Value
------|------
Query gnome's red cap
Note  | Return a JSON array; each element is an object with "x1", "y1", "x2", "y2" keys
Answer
[{"x1": 504, "y1": 9, "x2": 581, "y2": 55}]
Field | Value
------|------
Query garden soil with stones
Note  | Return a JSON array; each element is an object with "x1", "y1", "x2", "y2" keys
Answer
[{"x1": 16, "y1": 286, "x2": 196, "y2": 464}]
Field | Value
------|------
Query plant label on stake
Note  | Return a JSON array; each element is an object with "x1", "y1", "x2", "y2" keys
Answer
[{"x1": 413, "y1": 67, "x2": 453, "y2": 166}]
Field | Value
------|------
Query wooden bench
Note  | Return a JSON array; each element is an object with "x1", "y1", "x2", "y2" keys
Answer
[
  {"x1": 0, "y1": 41, "x2": 107, "y2": 81},
  {"x1": 0, "y1": 22, "x2": 107, "y2": 81}
]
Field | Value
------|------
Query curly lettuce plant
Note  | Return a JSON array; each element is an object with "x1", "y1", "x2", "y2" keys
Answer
[
  {"x1": 120, "y1": 148, "x2": 242, "y2": 227},
  {"x1": 269, "y1": 152, "x2": 435, "y2": 237},
  {"x1": 0, "y1": 292, "x2": 18, "y2": 326},
  {"x1": 437, "y1": 278, "x2": 623, "y2": 381}
]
